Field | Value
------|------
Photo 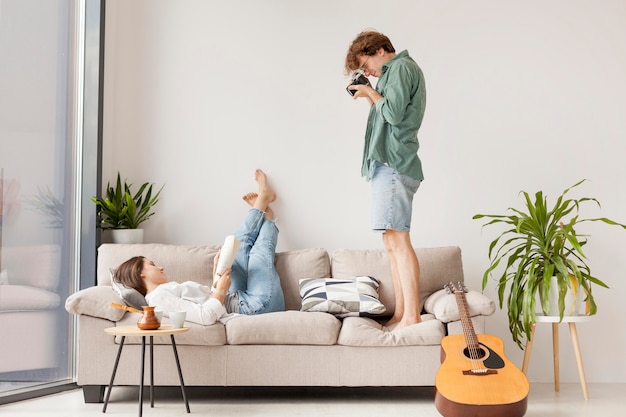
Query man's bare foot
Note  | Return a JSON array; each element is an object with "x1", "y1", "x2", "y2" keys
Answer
[
  {"x1": 390, "y1": 317, "x2": 422, "y2": 332},
  {"x1": 384, "y1": 317, "x2": 401, "y2": 327}
]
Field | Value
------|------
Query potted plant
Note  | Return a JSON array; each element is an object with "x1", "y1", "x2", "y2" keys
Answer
[
  {"x1": 473, "y1": 179, "x2": 626, "y2": 348},
  {"x1": 91, "y1": 172, "x2": 164, "y2": 243}
]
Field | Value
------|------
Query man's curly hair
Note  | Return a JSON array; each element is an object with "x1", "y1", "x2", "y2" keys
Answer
[{"x1": 344, "y1": 30, "x2": 396, "y2": 74}]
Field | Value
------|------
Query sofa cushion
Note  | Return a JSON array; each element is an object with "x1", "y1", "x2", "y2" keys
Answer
[
  {"x1": 275, "y1": 248, "x2": 331, "y2": 311},
  {"x1": 0, "y1": 285, "x2": 60, "y2": 311},
  {"x1": 337, "y1": 314, "x2": 445, "y2": 347},
  {"x1": 65, "y1": 286, "x2": 126, "y2": 321},
  {"x1": 424, "y1": 288, "x2": 495, "y2": 323},
  {"x1": 299, "y1": 276, "x2": 386, "y2": 318},
  {"x1": 226, "y1": 310, "x2": 341, "y2": 345},
  {"x1": 331, "y1": 246, "x2": 464, "y2": 316},
  {"x1": 97, "y1": 244, "x2": 219, "y2": 287}
]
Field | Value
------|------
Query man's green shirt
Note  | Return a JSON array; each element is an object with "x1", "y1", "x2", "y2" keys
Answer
[{"x1": 361, "y1": 50, "x2": 426, "y2": 181}]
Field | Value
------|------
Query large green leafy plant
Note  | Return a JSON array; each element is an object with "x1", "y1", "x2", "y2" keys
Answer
[
  {"x1": 473, "y1": 180, "x2": 626, "y2": 348},
  {"x1": 91, "y1": 172, "x2": 164, "y2": 230}
]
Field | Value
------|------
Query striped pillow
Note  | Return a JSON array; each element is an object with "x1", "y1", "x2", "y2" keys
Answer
[{"x1": 299, "y1": 276, "x2": 386, "y2": 318}]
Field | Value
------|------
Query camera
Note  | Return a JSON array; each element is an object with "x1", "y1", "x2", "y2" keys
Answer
[{"x1": 346, "y1": 70, "x2": 370, "y2": 96}]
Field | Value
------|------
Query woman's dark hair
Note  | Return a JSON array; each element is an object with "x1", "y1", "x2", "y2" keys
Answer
[
  {"x1": 345, "y1": 30, "x2": 396, "y2": 74},
  {"x1": 113, "y1": 256, "x2": 147, "y2": 296}
]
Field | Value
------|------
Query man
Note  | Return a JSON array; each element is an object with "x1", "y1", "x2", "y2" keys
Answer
[{"x1": 345, "y1": 30, "x2": 426, "y2": 330}]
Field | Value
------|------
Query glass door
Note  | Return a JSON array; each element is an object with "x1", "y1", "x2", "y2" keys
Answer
[{"x1": 0, "y1": 0, "x2": 98, "y2": 399}]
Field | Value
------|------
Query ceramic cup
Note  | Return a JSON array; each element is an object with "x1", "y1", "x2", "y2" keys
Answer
[
  {"x1": 169, "y1": 311, "x2": 186, "y2": 328},
  {"x1": 154, "y1": 310, "x2": 163, "y2": 322}
]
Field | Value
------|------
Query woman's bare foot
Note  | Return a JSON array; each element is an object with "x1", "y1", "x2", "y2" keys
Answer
[
  {"x1": 254, "y1": 169, "x2": 276, "y2": 208},
  {"x1": 243, "y1": 194, "x2": 275, "y2": 220},
  {"x1": 243, "y1": 192, "x2": 258, "y2": 206},
  {"x1": 242, "y1": 170, "x2": 276, "y2": 220}
]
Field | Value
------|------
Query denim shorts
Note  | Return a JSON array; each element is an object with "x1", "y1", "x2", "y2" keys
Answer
[{"x1": 370, "y1": 160, "x2": 421, "y2": 232}]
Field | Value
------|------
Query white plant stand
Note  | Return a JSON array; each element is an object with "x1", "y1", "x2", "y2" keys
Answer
[{"x1": 521, "y1": 314, "x2": 590, "y2": 399}]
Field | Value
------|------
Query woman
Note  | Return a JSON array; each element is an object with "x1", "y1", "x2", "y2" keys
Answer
[{"x1": 112, "y1": 169, "x2": 285, "y2": 325}]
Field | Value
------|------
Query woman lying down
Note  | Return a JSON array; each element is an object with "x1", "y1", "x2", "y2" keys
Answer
[{"x1": 112, "y1": 169, "x2": 285, "y2": 325}]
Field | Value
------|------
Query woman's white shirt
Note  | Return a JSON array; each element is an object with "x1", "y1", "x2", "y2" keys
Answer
[{"x1": 145, "y1": 281, "x2": 237, "y2": 325}]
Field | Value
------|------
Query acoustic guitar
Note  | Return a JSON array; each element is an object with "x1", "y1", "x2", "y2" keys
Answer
[{"x1": 434, "y1": 282, "x2": 530, "y2": 417}]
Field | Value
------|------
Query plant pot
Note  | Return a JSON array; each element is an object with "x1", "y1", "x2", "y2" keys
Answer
[
  {"x1": 541, "y1": 275, "x2": 582, "y2": 316},
  {"x1": 110, "y1": 229, "x2": 144, "y2": 244}
]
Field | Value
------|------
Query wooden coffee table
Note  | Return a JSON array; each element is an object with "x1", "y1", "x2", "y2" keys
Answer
[{"x1": 103, "y1": 325, "x2": 190, "y2": 416}]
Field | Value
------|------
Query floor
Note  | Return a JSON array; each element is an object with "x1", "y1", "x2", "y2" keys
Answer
[{"x1": 0, "y1": 383, "x2": 624, "y2": 416}]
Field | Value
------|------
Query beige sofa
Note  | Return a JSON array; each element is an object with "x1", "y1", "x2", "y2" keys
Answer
[{"x1": 65, "y1": 243, "x2": 495, "y2": 403}]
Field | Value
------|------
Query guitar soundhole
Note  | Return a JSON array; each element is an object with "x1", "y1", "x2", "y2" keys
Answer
[{"x1": 463, "y1": 346, "x2": 487, "y2": 360}]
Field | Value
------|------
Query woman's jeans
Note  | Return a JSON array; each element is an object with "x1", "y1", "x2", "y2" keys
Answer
[{"x1": 229, "y1": 208, "x2": 285, "y2": 315}]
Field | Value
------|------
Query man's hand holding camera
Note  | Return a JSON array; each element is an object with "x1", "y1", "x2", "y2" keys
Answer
[
  {"x1": 349, "y1": 83, "x2": 383, "y2": 104},
  {"x1": 348, "y1": 84, "x2": 383, "y2": 107},
  {"x1": 346, "y1": 70, "x2": 382, "y2": 104},
  {"x1": 347, "y1": 82, "x2": 368, "y2": 97}
]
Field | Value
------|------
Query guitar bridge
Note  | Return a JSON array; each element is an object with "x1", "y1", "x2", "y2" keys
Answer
[{"x1": 463, "y1": 369, "x2": 498, "y2": 376}]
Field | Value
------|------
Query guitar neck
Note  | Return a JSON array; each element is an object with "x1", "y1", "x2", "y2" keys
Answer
[{"x1": 454, "y1": 290, "x2": 479, "y2": 350}]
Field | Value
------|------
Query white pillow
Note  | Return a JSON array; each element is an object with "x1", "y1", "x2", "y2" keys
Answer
[
  {"x1": 299, "y1": 276, "x2": 386, "y2": 318},
  {"x1": 65, "y1": 286, "x2": 126, "y2": 321},
  {"x1": 424, "y1": 288, "x2": 495, "y2": 323}
]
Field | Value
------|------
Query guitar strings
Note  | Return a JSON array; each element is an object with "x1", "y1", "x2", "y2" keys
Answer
[
  {"x1": 447, "y1": 281, "x2": 525, "y2": 406},
  {"x1": 455, "y1": 290, "x2": 486, "y2": 373}
]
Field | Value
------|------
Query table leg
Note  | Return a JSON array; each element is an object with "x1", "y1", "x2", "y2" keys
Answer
[
  {"x1": 568, "y1": 323, "x2": 589, "y2": 400},
  {"x1": 170, "y1": 334, "x2": 190, "y2": 413},
  {"x1": 150, "y1": 336, "x2": 154, "y2": 408},
  {"x1": 102, "y1": 336, "x2": 126, "y2": 413},
  {"x1": 522, "y1": 323, "x2": 536, "y2": 374},
  {"x1": 552, "y1": 322, "x2": 560, "y2": 392},
  {"x1": 139, "y1": 336, "x2": 146, "y2": 417}
]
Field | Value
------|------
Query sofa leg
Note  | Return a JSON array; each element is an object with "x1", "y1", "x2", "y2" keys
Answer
[{"x1": 82, "y1": 385, "x2": 105, "y2": 403}]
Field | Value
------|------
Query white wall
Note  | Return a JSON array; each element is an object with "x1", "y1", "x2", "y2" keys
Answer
[{"x1": 103, "y1": 0, "x2": 626, "y2": 383}]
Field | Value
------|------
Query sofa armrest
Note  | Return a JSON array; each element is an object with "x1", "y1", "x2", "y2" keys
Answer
[
  {"x1": 424, "y1": 288, "x2": 495, "y2": 323},
  {"x1": 65, "y1": 286, "x2": 126, "y2": 321}
]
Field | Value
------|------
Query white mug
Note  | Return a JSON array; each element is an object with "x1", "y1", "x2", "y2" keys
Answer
[
  {"x1": 154, "y1": 310, "x2": 163, "y2": 322},
  {"x1": 169, "y1": 311, "x2": 186, "y2": 328}
]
